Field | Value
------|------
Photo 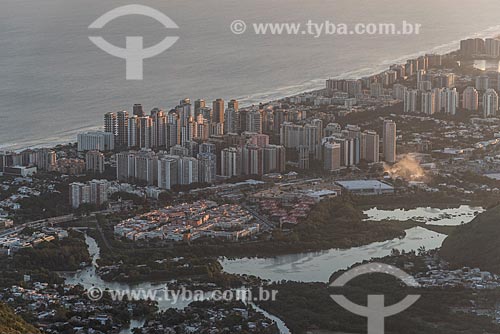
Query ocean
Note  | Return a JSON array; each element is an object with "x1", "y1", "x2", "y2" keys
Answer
[{"x1": 2, "y1": 0, "x2": 500, "y2": 150}]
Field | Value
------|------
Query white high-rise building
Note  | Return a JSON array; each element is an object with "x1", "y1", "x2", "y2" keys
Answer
[
  {"x1": 209, "y1": 122, "x2": 224, "y2": 137},
  {"x1": 245, "y1": 110, "x2": 262, "y2": 133},
  {"x1": 166, "y1": 113, "x2": 181, "y2": 149},
  {"x1": 85, "y1": 151, "x2": 105, "y2": 174},
  {"x1": 483, "y1": 89, "x2": 499, "y2": 118},
  {"x1": 151, "y1": 110, "x2": 167, "y2": 148},
  {"x1": 384, "y1": 70, "x2": 397, "y2": 86},
  {"x1": 89, "y1": 179, "x2": 108, "y2": 207},
  {"x1": 178, "y1": 157, "x2": 199, "y2": 185},
  {"x1": 421, "y1": 91, "x2": 436, "y2": 115},
  {"x1": 340, "y1": 138, "x2": 356, "y2": 167},
  {"x1": 116, "y1": 111, "x2": 129, "y2": 147},
  {"x1": 383, "y1": 120, "x2": 397, "y2": 164},
  {"x1": 241, "y1": 145, "x2": 264, "y2": 175},
  {"x1": 29, "y1": 148, "x2": 57, "y2": 171},
  {"x1": 262, "y1": 145, "x2": 286, "y2": 173},
  {"x1": 435, "y1": 73, "x2": 455, "y2": 88},
  {"x1": 475, "y1": 75, "x2": 490, "y2": 91},
  {"x1": 280, "y1": 122, "x2": 303, "y2": 148},
  {"x1": 70, "y1": 182, "x2": 90, "y2": 209},
  {"x1": 392, "y1": 84, "x2": 407, "y2": 101},
  {"x1": 416, "y1": 69, "x2": 426, "y2": 83},
  {"x1": 417, "y1": 81, "x2": 432, "y2": 92},
  {"x1": 194, "y1": 99, "x2": 206, "y2": 114},
  {"x1": 360, "y1": 130, "x2": 380, "y2": 163},
  {"x1": 177, "y1": 99, "x2": 192, "y2": 127},
  {"x1": 138, "y1": 116, "x2": 153, "y2": 149},
  {"x1": 224, "y1": 108, "x2": 240, "y2": 134},
  {"x1": 403, "y1": 89, "x2": 418, "y2": 113},
  {"x1": 442, "y1": 88, "x2": 458, "y2": 115},
  {"x1": 157, "y1": 156, "x2": 178, "y2": 190},
  {"x1": 116, "y1": 150, "x2": 158, "y2": 185},
  {"x1": 370, "y1": 82, "x2": 384, "y2": 98},
  {"x1": 104, "y1": 112, "x2": 118, "y2": 137},
  {"x1": 462, "y1": 86, "x2": 479, "y2": 111},
  {"x1": 128, "y1": 116, "x2": 140, "y2": 147},
  {"x1": 116, "y1": 151, "x2": 135, "y2": 182},
  {"x1": 70, "y1": 180, "x2": 108, "y2": 209},
  {"x1": 280, "y1": 121, "x2": 322, "y2": 161},
  {"x1": 485, "y1": 38, "x2": 500, "y2": 57},
  {"x1": 432, "y1": 88, "x2": 443, "y2": 113},
  {"x1": 221, "y1": 147, "x2": 241, "y2": 178},
  {"x1": 195, "y1": 114, "x2": 209, "y2": 140},
  {"x1": 197, "y1": 153, "x2": 217, "y2": 184},
  {"x1": 77, "y1": 132, "x2": 115, "y2": 152},
  {"x1": 128, "y1": 116, "x2": 153, "y2": 148},
  {"x1": 323, "y1": 142, "x2": 341, "y2": 171}
]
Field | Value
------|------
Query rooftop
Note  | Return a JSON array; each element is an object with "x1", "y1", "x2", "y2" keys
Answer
[{"x1": 336, "y1": 180, "x2": 394, "y2": 191}]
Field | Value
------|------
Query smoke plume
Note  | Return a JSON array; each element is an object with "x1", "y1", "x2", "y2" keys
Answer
[{"x1": 384, "y1": 154, "x2": 427, "y2": 182}]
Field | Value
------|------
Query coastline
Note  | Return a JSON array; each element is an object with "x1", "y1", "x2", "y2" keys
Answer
[{"x1": 4, "y1": 25, "x2": 500, "y2": 152}]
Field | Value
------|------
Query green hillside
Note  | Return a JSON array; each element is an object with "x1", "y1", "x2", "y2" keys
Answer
[
  {"x1": 0, "y1": 303, "x2": 39, "y2": 334},
  {"x1": 440, "y1": 205, "x2": 500, "y2": 272}
]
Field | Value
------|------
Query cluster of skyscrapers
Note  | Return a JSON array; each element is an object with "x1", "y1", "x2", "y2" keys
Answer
[
  {"x1": 326, "y1": 47, "x2": 500, "y2": 119},
  {"x1": 102, "y1": 99, "x2": 265, "y2": 151},
  {"x1": 115, "y1": 140, "x2": 286, "y2": 190},
  {"x1": 73, "y1": 88, "x2": 400, "y2": 189},
  {"x1": 69, "y1": 179, "x2": 108, "y2": 209},
  {"x1": 460, "y1": 37, "x2": 500, "y2": 58},
  {"x1": 403, "y1": 71, "x2": 499, "y2": 117},
  {"x1": 280, "y1": 119, "x2": 397, "y2": 169},
  {"x1": 327, "y1": 54, "x2": 442, "y2": 98},
  {"x1": 0, "y1": 148, "x2": 56, "y2": 173}
]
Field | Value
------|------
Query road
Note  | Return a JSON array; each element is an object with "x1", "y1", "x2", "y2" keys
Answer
[
  {"x1": 243, "y1": 205, "x2": 275, "y2": 230},
  {"x1": 0, "y1": 214, "x2": 78, "y2": 238},
  {"x1": 95, "y1": 221, "x2": 113, "y2": 251}
]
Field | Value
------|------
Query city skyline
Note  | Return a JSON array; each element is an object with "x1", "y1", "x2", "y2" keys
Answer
[{"x1": 4, "y1": 9, "x2": 500, "y2": 333}]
